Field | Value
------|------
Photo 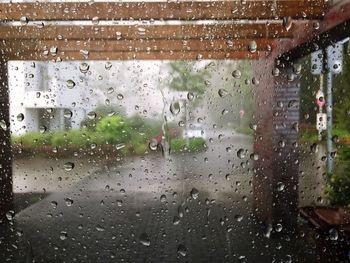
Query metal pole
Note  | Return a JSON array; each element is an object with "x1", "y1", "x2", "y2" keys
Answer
[
  {"x1": 326, "y1": 69, "x2": 333, "y2": 174},
  {"x1": 318, "y1": 74, "x2": 324, "y2": 141}
]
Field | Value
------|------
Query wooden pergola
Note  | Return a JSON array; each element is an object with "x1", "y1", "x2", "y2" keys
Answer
[{"x1": 0, "y1": 0, "x2": 349, "y2": 225}]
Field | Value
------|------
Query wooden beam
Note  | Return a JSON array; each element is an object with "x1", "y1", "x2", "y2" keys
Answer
[
  {"x1": 0, "y1": 39, "x2": 274, "y2": 53},
  {"x1": 0, "y1": 24, "x2": 293, "y2": 41},
  {"x1": 0, "y1": 1, "x2": 328, "y2": 21},
  {"x1": 278, "y1": 0, "x2": 350, "y2": 60},
  {"x1": 6, "y1": 50, "x2": 266, "y2": 61}
]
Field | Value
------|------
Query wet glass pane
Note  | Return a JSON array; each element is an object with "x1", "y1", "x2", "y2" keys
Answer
[{"x1": 0, "y1": 1, "x2": 349, "y2": 262}]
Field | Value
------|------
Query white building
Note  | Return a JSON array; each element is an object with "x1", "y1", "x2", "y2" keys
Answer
[{"x1": 9, "y1": 61, "x2": 101, "y2": 136}]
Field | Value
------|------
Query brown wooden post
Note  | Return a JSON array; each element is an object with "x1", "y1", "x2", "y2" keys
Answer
[
  {"x1": 253, "y1": 58, "x2": 300, "y2": 229},
  {"x1": 0, "y1": 57, "x2": 12, "y2": 220}
]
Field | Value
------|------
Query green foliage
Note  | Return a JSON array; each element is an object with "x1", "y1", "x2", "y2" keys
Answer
[
  {"x1": 51, "y1": 130, "x2": 91, "y2": 147},
  {"x1": 12, "y1": 132, "x2": 51, "y2": 147},
  {"x1": 334, "y1": 43, "x2": 350, "y2": 131},
  {"x1": 81, "y1": 105, "x2": 126, "y2": 131},
  {"x1": 167, "y1": 61, "x2": 210, "y2": 96},
  {"x1": 170, "y1": 138, "x2": 207, "y2": 153},
  {"x1": 327, "y1": 145, "x2": 350, "y2": 206},
  {"x1": 96, "y1": 115, "x2": 131, "y2": 144},
  {"x1": 170, "y1": 138, "x2": 187, "y2": 152},
  {"x1": 13, "y1": 114, "x2": 161, "y2": 157}
]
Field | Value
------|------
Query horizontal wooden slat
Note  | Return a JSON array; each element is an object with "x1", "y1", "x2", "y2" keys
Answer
[
  {"x1": 0, "y1": 1, "x2": 328, "y2": 21},
  {"x1": 278, "y1": 0, "x2": 350, "y2": 60},
  {"x1": 0, "y1": 39, "x2": 274, "y2": 53},
  {"x1": 0, "y1": 24, "x2": 293, "y2": 41},
  {"x1": 5, "y1": 50, "x2": 266, "y2": 61}
]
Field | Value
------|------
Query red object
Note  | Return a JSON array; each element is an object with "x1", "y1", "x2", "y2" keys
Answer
[
  {"x1": 239, "y1": 110, "x2": 245, "y2": 119},
  {"x1": 316, "y1": 98, "x2": 325, "y2": 108}
]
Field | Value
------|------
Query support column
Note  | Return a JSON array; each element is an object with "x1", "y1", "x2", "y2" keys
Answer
[
  {"x1": 253, "y1": 58, "x2": 300, "y2": 229},
  {"x1": 0, "y1": 59, "x2": 13, "y2": 220}
]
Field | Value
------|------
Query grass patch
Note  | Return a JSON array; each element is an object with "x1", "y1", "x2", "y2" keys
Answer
[{"x1": 170, "y1": 137, "x2": 207, "y2": 153}]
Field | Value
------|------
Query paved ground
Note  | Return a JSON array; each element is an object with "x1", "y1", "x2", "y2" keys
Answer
[{"x1": 0, "y1": 134, "x2": 328, "y2": 262}]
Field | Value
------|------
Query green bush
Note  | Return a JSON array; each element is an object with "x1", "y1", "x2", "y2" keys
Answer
[
  {"x1": 132, "y1": 142, "x2": 148, "y2": 155},
  {"x1": 327, "y1": 163, "x2": 350, "y2": 206},
  {"x1": 12, "y1": 132, "x2": 52, "y2": 147},
  {"x1": 170, "y1": 137, "x2": 207, "y2": 153},
  {"x1": 96, "y1": 116, "x2": 131, "y2": 144},
  {"x1": 170, "y1": 138, "x2": 187, "y2": 153},
  {"x1": 327, "y1": 145, "x2": 350, "y2": 206}
]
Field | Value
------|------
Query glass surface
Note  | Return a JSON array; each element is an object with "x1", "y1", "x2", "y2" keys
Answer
[{"x1": 0, "y1": 1, "x2": 349, "y2": 262}]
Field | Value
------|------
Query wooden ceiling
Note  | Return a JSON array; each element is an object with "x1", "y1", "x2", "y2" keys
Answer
[{"x1": 0, "y1": 0, "x2": 341, "y2": 61}]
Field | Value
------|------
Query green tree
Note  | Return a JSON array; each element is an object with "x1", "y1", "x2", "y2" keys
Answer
[
  {"x1": 167, "y1": 61, "x2": 210, "y2": 96},
  {"x1": 333, "y1": 42, "x2": 350, "y2": 131},
  {"x1": 96, "y1": 115, "x2": 131, "y2": 144}
]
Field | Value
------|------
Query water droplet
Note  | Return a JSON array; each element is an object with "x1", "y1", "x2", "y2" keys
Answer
[
  {"x1": 92, "y1": 16, "x2": 99, "y2": 25},
  {"x1": 87, "y1": 111, "x2": 96, "y2": 120},
  {"x1": 79, "y1": 63, "x2": 89, "y2": 73},
  {"x1": 248, "y1": 40, "x2": 257, "y2": 53},
  {"x1": 177, "y1": 244, "x2": 187, "y2": 257},
  {"x1": 282, "y1": 16, "x2": 293, "y2": 31},
  {"x1": 64, "y1": 162, "x2": 74, "y2": 171},
  {"x1": 277, "y1": 182, "x2": 285, "y2": 192},
  {"x1": 39, "y1": 125, "x2": 47, "y2": 133},
  {"x1": 16, "y1": 113, "x2": 24, "y2": 122},
  {"x1": 66, "y1": 80, "x2": 75, "y2": 89},
  {"x1": 235, "y1": 214, "x2": 244, "y2": 222},
  {"x1": 272, "y1": 68, "x2": 280, "y2": 77},
  {"x1": 218, "y1": 89, "x2": 229, "y2": 98},
  {"x1": 160, "y1": 194, "x2": 167, "y2": 202},
  {"x1": 20, "y1": 16, "x2": 28, "y2": 25},
  {"x1": 116, "y1": 31, "x2": 122, "y2": 40},
  {"x1": 313, "y1": 21, "x2": 320, "y2": 30},
  {"x1": 80, "y1": 49, "x2": 89, "y2": 59},
  {"x1": 5, "y1": 211, "x2": 14, "y2": 221},
  {"x1": 96, "y1": 225, "x2": 105, "y2": 232},
  {"x1": 310, "y1": 143, "x2": 318, "y2": 153},
  {"x1": 50, "y1": 46, "x2": 57, "y2": 56},
  {"x1": 139, "y1": 233, "x2": 150, "y2": 246},
  {"x1": 190, "y1": 188, "x2": 199, "y2": 199},
  {"x1": 275, "y1": 223, "x2": 283, "y2": 232},
  {"x1": 64, "y1": 109, "x2": 72, "y2": 119},
  {"x1": 149, "y1": 139, "x2": 158, "y2": 151},
  {"x1": 237, "y1": 149, "x2": 246, "y2": 159},
  {"x1": 178, "y1": 121, "x2": 185, "y2": 127},
  {"x1": 115, "y1": 143, "x2": 125, "y2": 150},
  {"x1": 329, "y1": 228, "x2": 338, "y2": 240},
  {"x1": 51, "y1": 201, "x2": 58, "y2": 209},
  {"x1": 332, "y1": 135, "x2": 339, "y2": 143},
  {"x1": 105, "y1": 61, "x2": 112, "y2": 70},
  {"x1": 232, "y1": 69, "x2": 241, "y2": 79},
  {"x1": 137, "y1": 27, "x2": 146, "y2": 36},
  {"x1": 0, "y1": 120, "x2": 7, "y2": 130},
  {"x1": 117, "y1": 93, "x2": 124, "y2": 100},
  {"x1": 250, "y1": 153, "x2": 259, "y2": 161},
  {"x1": 252, "y1": 77, "x2": 260, "y2": 85},
  {"x1": 64, "y1": 198, "x2": 73, "y2": 206},
  {"x1": 170, "y1": 101, "x2": 180, "y2": 115},
  {"x1": 173, "y1": 216, "x2": 180, "y2": 225},
  {"x1": 107, "y1": 87, "x2": 114, "y2": 94},
  {"x1": 293, "y1": 64, "x2": 302, "y2": 75},
  {"x1": 60, "y1": 231, "x2": 68, "y2": 240},
  {"x1": 187, "y1": 92, "x2": 194, "y2": 101}
]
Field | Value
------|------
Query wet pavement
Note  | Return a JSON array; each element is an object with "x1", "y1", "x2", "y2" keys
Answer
[{"x1": 0, "y1": 134, "x2": 333, "y2": 262}]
